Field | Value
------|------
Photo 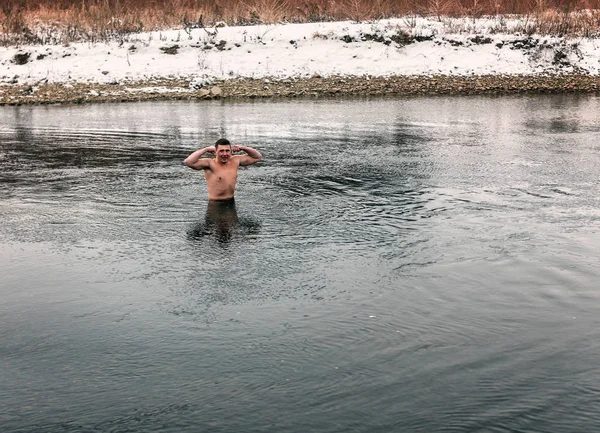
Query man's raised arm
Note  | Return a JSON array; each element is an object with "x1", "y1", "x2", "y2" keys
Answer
[
  {"x1": 184, "y1": 147, "x2": 215, "y2": 170},
  {"x1": 233, "y1": 145, "x2": 263, "y2": 166}
]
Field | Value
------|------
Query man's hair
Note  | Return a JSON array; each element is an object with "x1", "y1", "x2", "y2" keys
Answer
[{"x1": 215, "y1": 138, "x2": 231, "y2": 149}]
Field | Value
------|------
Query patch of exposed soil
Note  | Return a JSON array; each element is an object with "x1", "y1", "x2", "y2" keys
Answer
[{"x1": 1, "y1": 74, "x2": 600, "y2": 106}]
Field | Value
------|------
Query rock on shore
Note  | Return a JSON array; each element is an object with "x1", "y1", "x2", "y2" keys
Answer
[{"x1": 1, "y1": 74, "x2": 600, "y2": 105}]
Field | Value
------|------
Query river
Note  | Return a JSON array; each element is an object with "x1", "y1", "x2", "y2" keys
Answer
[{"x1": 1, "y1": 95, "x2": 599, "y2": 432}]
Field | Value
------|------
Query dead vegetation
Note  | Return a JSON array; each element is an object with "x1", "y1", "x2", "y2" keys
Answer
[{"x1": 2, "y1": 0, "x2": 600, "y2": 45}]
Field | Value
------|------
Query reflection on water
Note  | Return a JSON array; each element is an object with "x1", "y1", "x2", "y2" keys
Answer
[
  {"x1": 187, "y1": 199, "x2": 262, "y2": 245},
  {"x1": 188, "y1": 199, "x2": 239, "y2": 244},
  {"x1": 1, "y1": 95, "x2": 600, "y2": 433}
]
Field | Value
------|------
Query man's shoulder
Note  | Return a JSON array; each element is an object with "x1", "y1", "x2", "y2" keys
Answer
[
  {"x1": 230, "y1": 156, "x2": 244, "y2": 165},
  {"x1": 232, "y1": 154, "x2": 259, "y2": 167}
]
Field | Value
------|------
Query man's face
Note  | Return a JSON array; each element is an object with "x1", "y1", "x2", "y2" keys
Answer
[{"x1": 215, "y1": 145, "x2": 232, "y2": 163}]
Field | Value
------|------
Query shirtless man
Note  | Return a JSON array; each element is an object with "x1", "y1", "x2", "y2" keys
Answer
[{"x1": 184, "y1": 138, "x2": 262, "y2": 200}]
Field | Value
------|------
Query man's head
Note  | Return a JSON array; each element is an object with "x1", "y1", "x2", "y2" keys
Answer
[{"x1": 214, "y1": 138, "x2": 232, "y2": 164}]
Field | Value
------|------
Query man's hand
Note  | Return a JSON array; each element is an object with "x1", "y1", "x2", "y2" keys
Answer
[
  {"x1": 206, "y1": 146, "x2": 216, "y2": 154},
  {"x1": 232, "y1": 145, "x2": 241, "y2": 153}
]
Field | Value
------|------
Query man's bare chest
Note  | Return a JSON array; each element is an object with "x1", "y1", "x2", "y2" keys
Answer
[{"x1": 206, "y1": 163, "x2": 238, "y2": 183}]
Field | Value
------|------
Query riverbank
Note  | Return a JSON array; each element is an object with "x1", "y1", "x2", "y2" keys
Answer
[
  {"x1": 2, "y1": 73, "x2": 600, "y2": 105},
  {"x1": 2, "y1": 17, "x2": 600, "y2": 105}
]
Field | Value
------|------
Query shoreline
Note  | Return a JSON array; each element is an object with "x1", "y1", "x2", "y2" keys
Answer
[{"x1": 2, "y1": 74, "x2": 600, "y2": 106}]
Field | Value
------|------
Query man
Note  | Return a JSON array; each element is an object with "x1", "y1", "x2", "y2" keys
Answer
[{"x1": 184, "y1": 138, "x2": 262, "y2": 201}]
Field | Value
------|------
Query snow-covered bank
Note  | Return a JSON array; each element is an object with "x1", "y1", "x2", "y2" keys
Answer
[{"x1": 1, "y1": 17, "x2": 600, "y2": 103}]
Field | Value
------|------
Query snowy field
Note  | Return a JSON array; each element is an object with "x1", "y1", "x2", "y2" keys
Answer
[{"x1": 2, "y1": 17, "x2": 600, "y2": 88}]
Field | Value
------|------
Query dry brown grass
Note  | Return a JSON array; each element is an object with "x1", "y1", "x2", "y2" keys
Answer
[{"x1": 2, "y1": 0, "x2": 600, "y2": 45}]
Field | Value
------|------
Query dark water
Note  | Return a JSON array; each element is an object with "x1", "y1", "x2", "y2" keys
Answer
[{"x1": 1, "y1": 95, "x2": 599, "y2": 433}]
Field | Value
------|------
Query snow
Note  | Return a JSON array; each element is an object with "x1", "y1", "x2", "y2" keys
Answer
[{"x1": 1, "y1": 17, "x2": 599, "y2": 86}]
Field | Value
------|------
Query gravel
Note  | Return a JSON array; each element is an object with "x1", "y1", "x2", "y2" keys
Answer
[{"x1": 1, "y1": 74, "x2": 599, "y2": 105}]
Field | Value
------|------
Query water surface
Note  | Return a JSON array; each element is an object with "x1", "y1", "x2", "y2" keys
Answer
[{"x1": 1, "y1": 95, "x2": 600, "y2": 433}]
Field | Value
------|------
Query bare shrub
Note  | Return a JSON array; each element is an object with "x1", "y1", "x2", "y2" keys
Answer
[
  {"x1": 3, "y1": 0, "x2": 600, "y2": 46},
  {"x1": 247, "y1": 0, "x2": 289, "y2": 24},
  {"x1": 1, "y1": 1, "x2": 39, "y2": 45}
]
